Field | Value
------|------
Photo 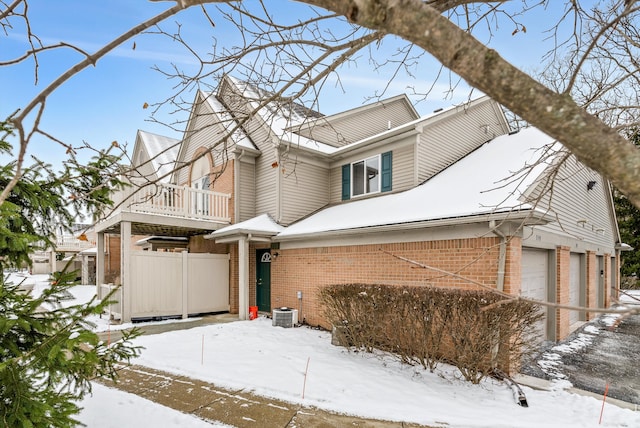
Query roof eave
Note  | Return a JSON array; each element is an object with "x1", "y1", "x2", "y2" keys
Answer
[
  {"x1": 205, "y1": 228, "x2": 281, "y2": 243},
  {"x1": 275, "y1": 209, "x2": 551, "y2": 243}
]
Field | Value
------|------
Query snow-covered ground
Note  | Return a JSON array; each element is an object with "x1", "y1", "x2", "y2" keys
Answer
[
  {"x1": 7, "y1": 274, "x2": 640, "y2": 427},
  {"x1": 77, "y1": 383, "x2": 230, "y2": 428},
  {"x1": 619, "y1": 289, "x2": 640, "y2": 305}
]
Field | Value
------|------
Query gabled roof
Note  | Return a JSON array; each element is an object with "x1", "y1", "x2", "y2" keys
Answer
[
  {"x1": 207, "y1": 214, "x2": 285, "y2": 242},
  {"x1": 173, "y1": 90, "x2": 259, "y2": 174},
  {"x1": 135, "y1": 130, "x2": 180, "y2": 183},
  {"x1": 200, "y1": 91, "x2": 258, "y2": 152},
  {"x1": 224, "y1": 76, "x2": 336, "y2": 154},
  {"x1": 287, "y1": 94, "x2": 420, "y2": 147},
  {"x1": 221, "y1": 77, "x2": 506, "y2": 161},
  {"x1": 277, "y1": 127, "x2": 558, "y2": 239}
]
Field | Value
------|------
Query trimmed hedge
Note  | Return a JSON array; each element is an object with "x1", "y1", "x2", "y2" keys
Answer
[{"x1": 319, "y1": 283, "x2": 542, "y2": 383}]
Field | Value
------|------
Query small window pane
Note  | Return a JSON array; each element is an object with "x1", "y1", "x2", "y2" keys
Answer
[
  {"x1": 352, "y1": 161, "x2": 365, "y2": 195},
  {"x1": 366, "y1": 157, "x2": 379, "y2": 193}
]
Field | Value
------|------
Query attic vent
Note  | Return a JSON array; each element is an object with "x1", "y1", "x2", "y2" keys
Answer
[{"x1": 272, "y1": 307, "x2": 298, "y2": 328}]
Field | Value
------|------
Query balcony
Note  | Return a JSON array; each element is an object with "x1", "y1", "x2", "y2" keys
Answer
[
  {"x1": 55, "y1": 235, "x2": 96, "y2": 252},
  {"x1": 113, "y1": 182, "x2": 231, "y2": 223}
]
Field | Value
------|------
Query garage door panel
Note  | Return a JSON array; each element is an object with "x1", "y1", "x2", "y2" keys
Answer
[{"x1": 521, "y1": 249, "x2": 548, "y2": 341}]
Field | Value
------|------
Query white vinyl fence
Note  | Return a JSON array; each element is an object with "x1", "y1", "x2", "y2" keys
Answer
[{"x1": 100, "y1": 252, "x2": 229, "y2": 321}]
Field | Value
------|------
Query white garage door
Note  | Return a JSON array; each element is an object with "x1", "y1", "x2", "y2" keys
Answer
[
  {"x1": 521, "y1": 249, "x2": 548, "y2": 341},
  {"x1": 569, "y1": 253, "x2": 582, "y2": 326}
]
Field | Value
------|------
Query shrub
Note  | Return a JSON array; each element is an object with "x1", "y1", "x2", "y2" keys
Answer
[{"x1": 319, "y1": 283, "x2": 542, "y2": 383}]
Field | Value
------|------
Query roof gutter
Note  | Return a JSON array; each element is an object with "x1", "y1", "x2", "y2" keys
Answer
[{"x1": 275, "y1": 209, "x2": 551, "y2": 243}]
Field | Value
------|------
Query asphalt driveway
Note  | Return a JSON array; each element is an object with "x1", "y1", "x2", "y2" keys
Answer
[{"x1": 522, "y1": 299, "x2": 640, "y2": 406}]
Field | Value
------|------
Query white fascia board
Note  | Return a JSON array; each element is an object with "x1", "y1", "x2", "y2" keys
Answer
[{"x1": 274, "y1": 209, "x2": 551, "y2": 243}]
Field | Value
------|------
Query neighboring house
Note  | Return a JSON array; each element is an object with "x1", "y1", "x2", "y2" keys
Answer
[
  {"x1": 95, "y1": 75, "x2": 622, "y2": 343},
  {"x1": 31, "y1": 223, "x2": 94, "y2": 276}
]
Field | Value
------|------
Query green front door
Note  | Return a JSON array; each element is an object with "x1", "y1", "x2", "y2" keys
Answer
[{"x1": 256, "y1": 249, "x2": 271, "y2": 312}]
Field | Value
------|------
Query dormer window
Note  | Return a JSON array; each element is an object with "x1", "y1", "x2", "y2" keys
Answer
[{"x1": 342, "y1": 151, "x2": 392, "y2": 200}]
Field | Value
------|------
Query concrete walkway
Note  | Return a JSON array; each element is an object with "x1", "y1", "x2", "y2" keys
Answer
[
  {"x1": 98, "y1": 364, "x2": 430, "y2": 428},
  {"x1": 97, "y1": 314, "x2": 432, "y2": 427}
]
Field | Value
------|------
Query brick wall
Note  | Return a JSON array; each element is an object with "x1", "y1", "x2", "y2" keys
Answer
[
  {"x1": 104, "y1": 233, "x2": 147, "y2": 284},
  {"x1": 503, "y1": 236, "x2": 522, "y2": 295},
  {"x1": 613, "y1": 255, "x2": 620, "y2": 301},
  {"x1": 604, "y1": 253, "x2": 611, "y2": 307},
  {"x1": 211, "y1": 159, "x2": 234, "y2": 222},
  {"x1": 271, "y1": 237, "x2": 502, "y2": 327},
  {"x1": 555, "y1": 246, "x2": 570, "y2": 340},
  {"x1": 189, "y1": 236, "x2": 229, "y2": 254}
]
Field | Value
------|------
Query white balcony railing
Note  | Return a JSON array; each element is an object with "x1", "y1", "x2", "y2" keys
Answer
[
  {"x1": 114, "y1": 182, "x2": 231, "y2": 223},
  {"x1": 55, "y1": 236, "x2": 96, "y2": 252}
]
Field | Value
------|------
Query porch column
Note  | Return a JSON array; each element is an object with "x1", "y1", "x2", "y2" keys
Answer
[
  {"x1": 50, "y1": 249, "x2": 56, "y2": 274},
  {"x1": 96, "y1": 232, "x2": 105, "y2": 298},
  {"x1": 121, "y1": 221, "x2": 132, "y2": 323},
  {"x1": 238, "y1": 236, "x2": 249, "y2": 320},
  {"x1": 81, "y1": 254, "x2": 89, "y2": 285}
]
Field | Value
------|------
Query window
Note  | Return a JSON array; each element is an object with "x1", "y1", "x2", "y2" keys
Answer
[
  {"x1": 352, "y1": 156, "x2": 380, "y2": 196},
  {"x1": 193, "y1": 175, "x2": 210, "y2": 215},
  {"x1": 342, "y1": 151, "x2": 392, "y2": 200}
]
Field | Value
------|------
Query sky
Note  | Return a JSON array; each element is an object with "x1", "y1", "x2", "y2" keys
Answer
[
  {"x1": 8, "y1": 272, "x2": 636, "y2": 428},
  {"x1": 1, "y1": 1, "x2": 567, "y2": 169}
]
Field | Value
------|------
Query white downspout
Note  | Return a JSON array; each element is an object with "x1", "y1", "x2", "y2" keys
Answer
[
  {"x1": 274, "y1": 144, "x2": 282, "y2": 223},
  {"x1": 490, "y1": 220, "x2": 507, "y2": 293}
]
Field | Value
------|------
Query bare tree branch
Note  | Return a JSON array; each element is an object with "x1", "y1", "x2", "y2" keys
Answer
[{"x1": 292, "y1": 0, "x2": 640, "y2": 210}]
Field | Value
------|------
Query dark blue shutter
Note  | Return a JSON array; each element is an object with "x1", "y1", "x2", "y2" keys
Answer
[
  {"x1": 381, "y1": 151, "x2": 392, "y2": 192},
  {"x1": 341, "y1": 164, "x2": 350, "y2": 200}
]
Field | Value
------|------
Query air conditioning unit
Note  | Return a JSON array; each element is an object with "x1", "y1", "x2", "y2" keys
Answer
[{"x1": 272, "y1": 307, "x2": 298, "y2": 328}]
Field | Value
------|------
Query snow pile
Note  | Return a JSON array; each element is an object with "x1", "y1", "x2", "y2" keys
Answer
[
  {"x1": 78, "y1": 383, "x2": 230, "y2": 428},
  {"x1": 129, "y1": 317, "x2": 639, "y2": 427},
  {"x1": 536, "y1": 331, "x2": 597, "y2": 381}
]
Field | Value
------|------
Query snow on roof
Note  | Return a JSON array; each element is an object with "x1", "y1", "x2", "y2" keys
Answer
[
  {"x1": 228, "y1": 77, "x2": 499, "y2": 158},
  {"x1": 226, "y1": 76, "x2": 338, "y2": 154},
  {"x1": 201, "y1": 92, "x2": 257, "y2": 151},
  {"x1": 138, "y1": 130, "x2": 180, "y2": 182},
  {"x1": 209, "y1": 213, "x2": 285, "y2": 239},
  {"x1": 135, "y1": 236, "x2": 189, "y2": 245},
  {"x1": 278, "y1": 127, "x2": 558, "y2": 238}
]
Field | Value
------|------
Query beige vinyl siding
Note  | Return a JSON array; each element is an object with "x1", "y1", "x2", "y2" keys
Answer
[
  {"x1": 417, "y1": 100, "x2": 508, "y2": 183},
  {"x1": 297, "y1": 97, "x2": 418, "y2": 147},
  {"x1": 392, "y1": 144, "x2": 415, "y2": 193},
  {"x1": 329, "y1": 166, "x2": 342, "y2": 205},
  {"x1": 531, "y1": 157, "x2": 616, "y2": 250},
  {"x1": 237, "y1": 159, "x2": 256, "y2": 222},
  {"x1": 219, "y1": 81, "x2": 278, "y2": 218},
  {"x1": 280, "y1": 160, "x2": 330, "y2": 225},
  {"x1": 328, "y1": 140, "x2": 415, "y2": 203},
  {"x1": 250, "y1": 121, "x2": 277, "y2": 218},
  {"x1": 176, "y1": 99, "x2": 229, "y2": 185}
]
